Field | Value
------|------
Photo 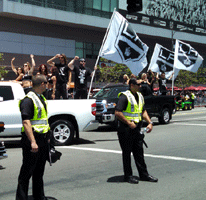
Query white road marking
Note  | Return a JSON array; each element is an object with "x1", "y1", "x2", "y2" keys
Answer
[
  {"x1": 172, "y1": 123, "x2": 206, "y2": 126},
  {"x1": 57, "y1": 146, "x2": 206, "y2": 164}
]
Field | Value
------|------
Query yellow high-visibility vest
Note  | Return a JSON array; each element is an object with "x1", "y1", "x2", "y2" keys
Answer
[
  {"x1": 19, "y1": 91, "x2": 50, "y2": 134},
  {"x1": 191, "y1": 93, "x2": 195, "y2": 100},
  {"x1": 118, "y1": 90, "x2": 144, "y2": 123}
]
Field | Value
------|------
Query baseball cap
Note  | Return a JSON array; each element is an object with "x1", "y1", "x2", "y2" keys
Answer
[{"x1": 79, "y1": 58, "x2": 85, "y2": 62}]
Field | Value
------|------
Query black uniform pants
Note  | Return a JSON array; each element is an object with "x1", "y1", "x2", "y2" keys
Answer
[
  {"x1": 118, "y1": 127, "x2": 149, "y2": 178},
  {"x1": 16, "y1": 134, "x2": 49, "y2": 200}
]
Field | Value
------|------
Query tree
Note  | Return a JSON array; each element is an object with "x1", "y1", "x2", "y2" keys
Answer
[
  {"x1": 96, "y1": 58, "x2": 132, "y2": 84},
  {"x1": 175, "y1": 67, "x2": 206, "y2": 88},
  {"x1": 0, "y1": 53, "x2": 8, "y2": 80}
]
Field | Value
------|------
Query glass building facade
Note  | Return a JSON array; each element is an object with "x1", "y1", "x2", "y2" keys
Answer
[
  {"x1": 10, "y1": 0, "x2": 118, "y2": 18},
  {"x1": 75, "y1": 42, "x2": 101, "y2": 59}
]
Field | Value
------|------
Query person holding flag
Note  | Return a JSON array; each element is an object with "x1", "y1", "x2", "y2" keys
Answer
[{"x1": 68, "y1": 56, "x2": 97, "y2": 99}]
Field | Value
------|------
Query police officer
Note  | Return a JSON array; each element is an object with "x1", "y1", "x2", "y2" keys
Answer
[
  {"x1": 115, "y1": 78, "x2": 158, "y2": 184},
  {"x1": 190, "y1": 91, "x2": 195, "y2": 109},
  {"x1": 16, "y1": 74, "x2": 50, "y2": 200}
]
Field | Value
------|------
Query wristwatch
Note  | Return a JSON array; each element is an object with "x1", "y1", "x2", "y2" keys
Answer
[{"x1": 149, "y1": 121, "x2": 154, "y2": 125}]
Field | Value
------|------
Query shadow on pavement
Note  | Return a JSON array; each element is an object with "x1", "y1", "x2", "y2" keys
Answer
[
  {"x1": 72, "y1": 138, "x2": 95, "y2": 145},
  {"x1": 107, "y1": 175, "x2": 125, "y2": 183},
  {"x1": 107, "y1": 175, "x2": 140, "y2": 183}
]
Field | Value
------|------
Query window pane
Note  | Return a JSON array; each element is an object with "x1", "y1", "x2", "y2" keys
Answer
[
  {"x1": 76, "y1": 49, "x2": 84, "y2": 58},
  {"x1": 85, "y1": 50, "x2": 93, "y2": 58},
  {"x1": 102, "y1": 0, "x2": 110, "y2": 12},
  {"x1": 84, "y1": 0, "x2": 92, "y2": 8},
  {"x1": 93, "y1": 50, "x2": 99, "y2": 57},
  {"x1": 93, "y1": 43, "x2": 101, "y2": 51},
  {"x1": 0, "y1": 86, "x2": 14, "y2": 101},
  {"x1": 93, "y1": 9, "x2": 102, "y2": 17},
  {"x1": 76, "y1": 42, "x2": 84, "y2": 48},
  {"x1": 85, "y1": 43, "x2": 92, "y2": 50},
  {"x1": 111, "y1": 0, "x2": 118, "y2": 12},
  {"x1": 93, "y1": 0, "x2": 101, "y2": 10},
  {"x1": 66, "y1": 0, "x2": 75, "y2": 11},
  {"x1": 76, "y1": 0, "x2": 84, "y2": 13}
]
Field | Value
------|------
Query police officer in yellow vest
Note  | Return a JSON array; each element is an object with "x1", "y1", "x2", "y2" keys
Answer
[
  {"x1": 16, "y1": 74, "x2": 50, "y2": 200},
  {"x1": 115, "y1": 78, "x2": 158, "y2": 184},
  {"x1": 190, "y1": 91, "x2": 195, "y2": 109}
]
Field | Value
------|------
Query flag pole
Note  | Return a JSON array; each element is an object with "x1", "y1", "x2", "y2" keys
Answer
[
  {"x1": 172, "y1": 39, "x2": 178, "y2": 95},
  {"x1": 87, "y1": 8, "x2": 117, "y2": 99}
]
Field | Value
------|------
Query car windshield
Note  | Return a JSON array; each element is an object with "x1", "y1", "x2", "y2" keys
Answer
[{"x1": 94, "y1": 86, "x2": 128, "y2": 98}]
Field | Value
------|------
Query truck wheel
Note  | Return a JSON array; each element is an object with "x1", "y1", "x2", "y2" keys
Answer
[
  {"x1": 51, "y1": 120, "x2": 74, "y2": 145},
  {"x1": 159, "y1": 108, "x2": 170, "y2": 124}
]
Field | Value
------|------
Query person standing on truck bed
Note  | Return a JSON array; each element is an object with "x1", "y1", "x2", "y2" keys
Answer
[
  {"x1": 16, "y1": 74, "x2": 51, "y2": 200},
  {"x1": 47, "y1": 54, "x2": 72, "y2": 99},
  {"x1": 156, "y1": 72, "x2": 174, "y2": 95},
  {"x1": 115, "y1": 78, "x2": 158, "y2": 184},
  {"x1": 68, "y1": 56, "x2": 97, "y2": 99},
  {"x1": 11, "y1": 54, "x2": 36, "y2": 94}
]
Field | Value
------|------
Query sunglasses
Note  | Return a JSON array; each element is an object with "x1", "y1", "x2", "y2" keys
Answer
[{"x1": 24, "y1": 64, "x2": 28, "y2": 67}]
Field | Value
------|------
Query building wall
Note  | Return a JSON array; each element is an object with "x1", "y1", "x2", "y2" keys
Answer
[{"x1": 0, "y1": 0, "x2": 206, "y2": 81}]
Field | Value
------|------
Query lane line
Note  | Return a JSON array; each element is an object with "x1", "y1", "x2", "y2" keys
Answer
[
  {"x1": 57, "y1": 146, "x2": 206, "y2": 164},
  {"x1": 172, "y1": 123, "x2": 206, "y2": 126}
]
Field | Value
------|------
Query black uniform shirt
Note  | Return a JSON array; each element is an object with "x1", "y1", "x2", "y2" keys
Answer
[{"x1": 115, "y1": 91, "x2": 145, "y2": 130}]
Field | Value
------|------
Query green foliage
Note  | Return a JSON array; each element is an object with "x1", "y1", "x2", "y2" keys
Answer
[
  {"x1": 0, "y1": 53, "x2": 8, "y2": 79},
  {"x1": 175, "y1": 67, "x2": 206, "y2": 88},
  {"x1": 97, "y1": 58, "x2": 132, "y2": 83}
]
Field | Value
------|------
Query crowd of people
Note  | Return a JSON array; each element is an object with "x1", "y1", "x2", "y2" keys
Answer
[
  {"x1": 123, "y1": 70, "x2": 174, "y2": 96},
  {"x1": 11, "y1": 54, "x2": 97, "y2": 99}
]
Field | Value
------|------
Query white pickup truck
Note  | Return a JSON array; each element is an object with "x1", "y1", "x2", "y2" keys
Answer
[{"x1": 0, "y1": 82, "x2": 99, "y2": 145}]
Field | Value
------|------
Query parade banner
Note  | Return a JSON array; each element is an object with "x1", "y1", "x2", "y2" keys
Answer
[
  {"x1": 174, "y1": 40, "x2": 203, "y2": 73},
  {"x1": 148, "y1": 44, "x2": 179, "y2": 79},
  {"x1": 99, "y1": 11, "x2": 149, "y2": 76}
]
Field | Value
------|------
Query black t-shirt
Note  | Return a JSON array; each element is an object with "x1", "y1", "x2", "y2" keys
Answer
[
  {"x1": 158, "y1": 77, "x2": 167, "y2": 92},
  {"x1": 22, "y1": 73, "x2": 32, "y2": 81},
  {"x1": 20, "y1": 92, "x2": 47, "y2": 121},
  {"x1": 115, "y1": 91, "x2": 145, "y2": 129},
  {"x1": 73, "y1": 65, "x2": 92, "y2": 89},
  {"x1": 55, "y1": 63, "x2": 70, "y2": 84}
]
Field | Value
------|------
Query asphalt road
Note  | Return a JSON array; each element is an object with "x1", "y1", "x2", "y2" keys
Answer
[{"x1": 1, "y1": 107, "x2": 206, "y2": 200}]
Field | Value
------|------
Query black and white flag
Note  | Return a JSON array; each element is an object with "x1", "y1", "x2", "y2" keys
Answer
[
  {"x1": 148, "y1": 44, "x2": 179, "y2": 79},
  {"x1": 174, "y1": 40, "x2": 203, "y2": 73},
  {"x1": 99, "y1": 11, "x2": 149, "y2": 76}
]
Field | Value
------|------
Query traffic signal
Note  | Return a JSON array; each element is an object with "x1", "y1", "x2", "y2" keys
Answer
[{"x1": 127, "y1": 0, "x2": 142, "y2": 14}]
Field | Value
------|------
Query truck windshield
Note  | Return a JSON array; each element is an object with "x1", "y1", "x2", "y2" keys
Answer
[{"x1": 94, "y1": 87, "x2": 128, "y2": 98}]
